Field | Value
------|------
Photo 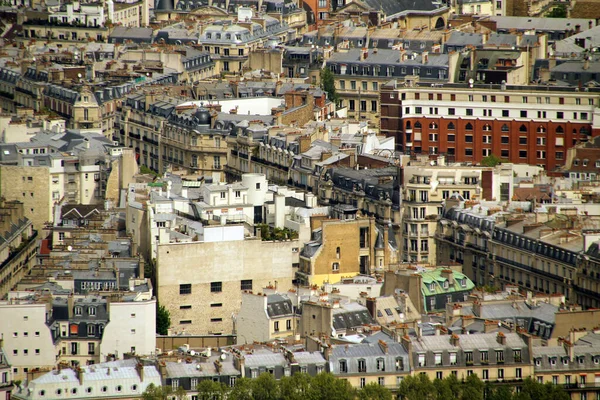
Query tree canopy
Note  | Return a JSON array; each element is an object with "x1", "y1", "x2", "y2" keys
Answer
[
  {"x1": 546, "y1": 4, "x2": 567, "y2": 18},
  {"x1": 156, "y1": 303, "x2": 171, "y2": 335},
  {"x1": 320, "y1": 68, "x2": 339, "y2": 106}
]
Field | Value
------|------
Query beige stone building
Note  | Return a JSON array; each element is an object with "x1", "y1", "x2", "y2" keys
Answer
[
  {"x1": 297, "y1": 205, "x2": 397, "y2": 287},
  {"x1": 237, "y1": 291, "x2": 299, "y2": 344},
  {"x1": 156, "y1": 230, "x2": 299, "y2": 335}
]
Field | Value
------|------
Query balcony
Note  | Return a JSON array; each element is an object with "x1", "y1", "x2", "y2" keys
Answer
[
  {"x1": 142, "y1": 136, "x2": 159, "y2": 146},
  {"x1": 129, "y1": 132, "x2": 141, "y2": 140}
]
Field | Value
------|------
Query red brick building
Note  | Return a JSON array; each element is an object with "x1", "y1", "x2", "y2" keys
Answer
[{"x1": 380, "y1": 81, "x2": 600, "y2": 171}]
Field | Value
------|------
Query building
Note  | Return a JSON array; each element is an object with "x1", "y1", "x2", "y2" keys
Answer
[
  {"x1": 237, "y1": 292, "x2": 299, "y2": 344},
  {"x1": 0, "y1": 131, "x2": 132, "y2": 231},
  {"x1": 379, "y1": 80, "x2": 598, "y2": 170},
  {"x1": 0, "y1": 200, "x2": 38, "y2": 299},
  {"x1": 533, "y1": 329, "x2": 600, "y2": 400},
  {"x1": 297, "y1": 205, "x2": 395, "y2": 286},
  {"x1": 327, "y1": 337, "x2": 411, "y2": 388},
  {"x1": 299, "y1": 296, "x2": 376, "y2": 338},
  {"x1": 326, "y1": 49, "x2": 449, "y2": 123},
  {"x1": 383, "y1": 267, "x2": 475, "y2": 313},
  {"x1": 156, "y1": 224, "x2": 298, "y2": 335},
  {"x1": 0, "y1": 348, "x2": 13, "y2": 400},
  {"x1": 11, "y1": 359, "x2": 161, "y2": 400},
  {"x1": 402, "y1": 162, "x2": 485, "y2": 263},
  {"x1": 406, "y1": 331, "x2": 534, "y2": 382}
]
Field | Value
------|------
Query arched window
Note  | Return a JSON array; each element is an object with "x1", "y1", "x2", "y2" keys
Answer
[
  {"x1": 537, "y1": 126, "x2": 546, "y2": 133},
  {"x1": 465, "y1": 122, "x2": 473, "y2": 131},
  {"x1": 336, "y1": 247, "x2": 341, "y2": 259},
  {"x1": 414, "y1": 121, "x2": 422, "y2": 129},
  {"x1": 501, "y1": 124, "x2": 509, "y2": 132},
  {"x1": 406, "y1": 121, "x2": 411, "y2": 129},
  {"x1": 429, "y1": 122, "x2": 438, "y2": 129},
  {"x1": 580, "y1": 127, "x2": 589, "y2": 135},
  {"x1": 556, "y1": 126, "x2": 564, "y2": 134},
  {"x1": 483, "y1": 124, "x2": 491, "y2": 132},
  {"x1": 519, "y1": 124, "x2": 527, "y2": 133},
  {"x1": 447, "y1": 122, "x2": 455, "y2": 130}
]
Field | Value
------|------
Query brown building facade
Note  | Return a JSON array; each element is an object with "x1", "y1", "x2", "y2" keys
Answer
[{"x1": 380, "y1": 81, "x2": 599, "y2": 171}]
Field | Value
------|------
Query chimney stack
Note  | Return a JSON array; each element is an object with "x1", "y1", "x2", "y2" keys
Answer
[{"x1": 497, "y1": 331, "x2": 507, "y2": 345}]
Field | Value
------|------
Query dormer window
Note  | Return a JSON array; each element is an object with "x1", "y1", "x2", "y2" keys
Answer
[
  {"x1": 430, "y1": 283, "x2": 435, "y2": 291},
  {"x1": 74, "y1": 306, "x2": 82, "y2": 316},
  {"x1": 88, "y1": 307, "x2": 96, "y2": 316},
  {"x1": 443, "y1": 281, "x2": 449, "y2": 289}
]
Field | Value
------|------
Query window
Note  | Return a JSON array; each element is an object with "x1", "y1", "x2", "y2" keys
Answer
[
  {"x1": 241, "y1": 280, "x2": 252, "y2": 290},
  {"x1": 35, "y1": 349, "x2": 40, "y2": 355},
  {"x1": 450, "y1": 353, "x2": 457, "y2": 365},
  {"x1": 498, "y1": 368, "x2": 504, "y2": 379},
  {"x1": 376, "y1": 358, "x2": 385, "y2": 371},
  {"x1": 496, "y1": 350, "x2": 505, "y2": 363},
  {"x1": 482, "y1": 369, "x2": 489, "y2": 380},
  {"x1": 88, "y1": 307, "x2": 96, "y2": 316},
  {"x1": 481, "y1": 351, "x2": 489, "y2": 363},
  {"x1": 516, "y1": 368, "x2": 522, "y2": 378},
  {"x1": 434, "y1": 353, "x2": 442, "y2": 365},
  {"x1": 557, "y1": 111, "x2": 564, "y2": 119},
  {"x1": 358, "y1": 359, "x2": 366, "y2": 372},
  {"x1": 74, "y1": 306, "x2": 82, "y2": 316},
  {"x1": 360, "y1": 378, "x2": 366, "y2": 388},
  {"x1": 339, "y1": 360, "x2": 348, "y2": 373},
  {"x1": 211, "y1": 282, "x2": 222, "y2": 293},
  {"x1": 448, "y1": 108, "x2": 455, "y2": 115},
  {"x1": 171, "y1": 379, "x2": 179, "y2": 390},
  {"x1": 465, "y1": 352, "x2": 473, "y2": 364},
  {"x1": 378, "y1": 377, "x2": 385, "y2": 386},
  {"x1": 286, "y1": 320, "x2": 292, "y2": 330},
  {"x1": 418, "y1": 354, "x2": 426, "y2": 367},
  {"x1": 501, "y1": 124, "x2": 509, "y2": 132},
  {"x1": 180, "y1": 284, "x2": 192, "y2": 295},
  {"x1": 502, "y1": 110, "x2": 509, "y2": 117}
]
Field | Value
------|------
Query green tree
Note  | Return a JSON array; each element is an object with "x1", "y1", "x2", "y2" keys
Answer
[
  {"x1": 306, "y1": 372, "x2": 355, "y2": 400},
  {"x1": 141, "y1": 383, "x2": 172, "y2": 400},
  {"x1": 546, "y1": 4, "x2": 567, "y2": 17},
  {"x1": 196, "y1": 380, "x2": 229, "y2": 400},
  {"x1": 228, "y1": 377, "x2": 253, "y2": 400},
  {"x1": 320, "y1": 68, "x2": 339, "y2": 107},
  {"x1": 398, "y1": 374, "x2": 436, "y2": 400},
  {"x1": 156, "y1": 303, "x2": 171, "y2": 335},
  {"x1": 251, "y1": 373, "x2": 280, "y2": 400},
  {"x1": 481, "y1": 153, "x2": 502, "y2": 167},
  {"x1": 487, "y1": 383, "x2": 514, "y2": 400},
  {"x1": 357, "y1": 382, "x2": 392, "y2": 400},
  {"x1": 461, "y1": 374, "x2": 485, "y2": 400},
  {"x1": 279, "y1": 373, "x2": 312, "y2": 400}
]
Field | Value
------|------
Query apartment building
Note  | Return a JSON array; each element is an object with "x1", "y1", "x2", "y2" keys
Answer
[
  {"x1": 156, "y1": 224, "x2": 298, "y2": 335},
  {"x1": 297, "y1": 205, "x2": 395, "y2": 286},
  {"x1": 402, "y1": 163, "x2": 484, "y2": 263},
  {"x1": 120, "y1": 92, "x2": 179, "y2": 173},
  {"x1": 383, "y1": 267, "x2": 475, "y2": 314},
  {"x1": 436, "y1": 203, "x2": 600, "y2": 308},
  {"x1": 0, "y1": 290, "x2": 156, "y2": 381},
  {"x1": 406, "y1": 331, "x2": 534, "y2": 383},
  {"x1": 237, "y1": 292, "x2": 299, "y2": 344},
  {"x1": 533, "y1": 329, "x2": 600, "y2": 400},
  {"x1": 316, "y1": 166, "x2": 402, "y2": 244},
  {"x1": 326, "y1": 49, "x2": 449, "y2": 123},
  {"x1": 0, "y1": 200, "x2": 37, "y2": 299},
  {"x1": 161, "y1": 106, "x2": 229, "y2": 181},
  {"x1": 0, "y1": 131, "x2": 123, "y2": 231},
  {"x1": 0, "y1": 349, "x2": 12, "y2": 399},
  {"x1": 327, "y1": 338, "x2": 411, "y2": 389},
  {"x1": 12, "y1": 358, "x2": 161, "y2": 400},
  {"x1": 380, "y1": 80, "x2": 598, "y2": 169}
]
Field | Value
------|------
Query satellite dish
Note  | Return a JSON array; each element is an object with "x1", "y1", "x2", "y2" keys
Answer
[
  {"x1": 67, "y1": 246, "x2": 73, "y2": 251},
  {"x1": 468, "y1": 78, "x2": 474, "y2": 84},
  {"x1": 189, "y1": 350, "x2": 196, "y2": 356},
  {"x1": 220, "y1": 354, "x2": 226, "y2": 360}
]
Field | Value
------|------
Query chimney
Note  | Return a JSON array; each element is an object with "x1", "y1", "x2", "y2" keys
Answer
[
  {"x1": 440, "y1": 269, "x2": 455, "y2": 286},
  {"x1": 366, "y1": 297, "x2": 376, "y2": 319},
  {"x1": 298, "y1": 134, "x2": 312, "y2": 153},
  {"x1": 136, "y1": 363, "x2": 144, "y2": 382},
  {"x1": 450, "y1": 333, "x2": 460, "y2": 346},
  {"x1": 67, "y1": 294, "x2": 74, "y2": 319},
  {"x1": 360, "y1": 48, "x2": 368, "y2": 60},
  {"x1": 400, "y1": 335, "x2": 412, "y2": 355},
  {"x1": 497, "y1": 332, "x2": 507, "y2": 345},
  {"x1": 378, "y1": 340, "x2": 388, "y2": 354},
  {"x1": 422, "y1": 51, "x2": 429, "y2": 64},
  {"x1": 584, "y1": 58, "x2": 590, "y2": 70},
  {"x1": 576, "y1": 24, "x2": 581, "y2": 33},
  {"x1": 484, "y1": 319, "x2": 498, "y2": 333},
  {"x1": 77, "y1": 367, "x2": 84, "y2": 385}
]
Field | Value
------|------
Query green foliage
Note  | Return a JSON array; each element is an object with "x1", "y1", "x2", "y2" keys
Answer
[
  {"x1": 320, "y1": 68, "x2": 339, "y2": 106},
  {"x1": 140, "y1": 165, "x2": 160, "y2": 177},
  {"x1": 398, "y1": 373, "x2": 436, "y2": 400},
  {"x1": 251, "y1": 373, "x2": 280, "y2": 400},
  {"x1": 481, "y1": 153, "x2": 502, "y2": 167},
  {"x1": 279, "y1": 373, "x2": 312, "y2": 400},
  {"x1": 306, "y1": 372, "x2": 356, "y2": 400},
  {"x1": 142, "y1": 383, "x2": 172, "y2": 400},
  {"x1": 156, "y1": 303, "x2": 171, "y2": 335},
  {"x1": 257, "y1": 224, "x2": 299, "y2": 241},
  {"x1": 196, "y1": 380, "x2": 229, "y2": 400},
  {"x1": 357, "y1": 382, "x2": 392, "y2": 400},
  {"x1": 228, "y1": 377, "x2": 254, "y2": 400},
  {"x1": 546, "y1": 4, "x2": 567, "y2": 18}
]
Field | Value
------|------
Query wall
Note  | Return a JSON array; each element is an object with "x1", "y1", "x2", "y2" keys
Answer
[
  {"x1": 236, "y1": 293, "x2": 269, "y2": 344},
  {"x1": 156, "y1": 238, "x2": 297, "y2": 335},
  {"x1": 0, "y1": 302, "x2": 56, "y2": 380},
  {"x1": 0, "y1": 166, "x2": 50, "y2": 232},
  {"x1": 100, "y1": 298, "x2": 156, "y2": 358}
]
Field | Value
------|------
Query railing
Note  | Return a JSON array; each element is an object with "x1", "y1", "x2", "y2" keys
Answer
[{"x1": 0, "y1": 230, "x2": 38, "y2": 273}]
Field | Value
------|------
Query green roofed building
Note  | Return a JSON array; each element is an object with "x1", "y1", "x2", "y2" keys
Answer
[{"x1": 383, "y1": 267, "x2": 475, "y2": 314}]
